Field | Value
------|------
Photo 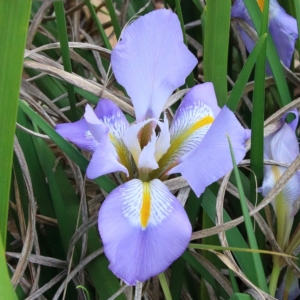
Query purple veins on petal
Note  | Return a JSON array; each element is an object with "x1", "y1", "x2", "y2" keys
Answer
[
  {"x1": 111, "y1": 9, "x2": 197, "y2": 121},
  {"x1": 98, "y1": 179, "x2": 192, "y2": 285},
  {"x1": 168, "y1": 106, "x2": 249, "y2": 197}
]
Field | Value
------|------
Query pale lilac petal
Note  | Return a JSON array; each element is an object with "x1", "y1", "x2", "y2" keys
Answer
[
  {"x1": 168, "y1": 106, "x2": 249, "y2": 196},
  {"x1": 231, "y1": 0, "x2": 298, "y2": 71},
  {"x1": 157, "y1": 83, "x2": 219, "y2": 174},
  {"x1": 268, "y1": 3, "x2": 298, "y2": 69},
  {"x1": 154, "y1": 114, "x2": 170, "y2": 162},
  {"x1": 269, "y1": 123, "x2": 299, "y2": 163},
  {"x1": 56, "y1": 119, "x2": 98, "y2": 152},
  {"x1": 111, "y1": 9, "x2": 197, "y2": 120},
  {"x1": 84, "y1": 104, "x2": 108, "y2": 142},
  {"x1": 138, "y1": 132, "x2": 159, "y2": 170},
  {"x1": 98, "y1": 179, "x2": 191, "y2": 285},
  {"x1": 123, "y1": 118, "x2": 170, "y2": 168},
  {"x1": 94, "y1": 99, "x2": 129, "y2": 138},
  {"x1": 86, "y1": 135, "x2": 129, "y2": 179},
  {"x1": 276, "y1": 270, "x2": 300, "y2": 300}
]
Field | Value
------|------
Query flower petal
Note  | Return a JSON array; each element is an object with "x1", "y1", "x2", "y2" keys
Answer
[
  {"x1": 94, "y1": 99, "x2": 133, "y2": 174},
  {"x1": 268, "y1": 1, "x2": 298, "y2": 69},
  {"x1": 94, "y1": 99, "x2": 129, "y2": 138},
  {"x1": 86, "y1": 135, "x2": 129, "y2": 179},
  {"x1": 231, "y1": 0, "x2": 298, "y2": 71},
  {"x1": 269, "y1": 123, "x2": 299, "y2": 163},
  {"x1": 155, "y1": 84, "x2": 218, "y2": 176},
  {"x1": 138, "y1": 131, "x2": 159, "y2": 170},
  {"x1": 84, "y1": 104, "x2": 108, "y2": 142},
  {"x1": 56, "y1": 119, "x2": 99, "y2": 152},
  {"x1": 168, "y1": 106, "x2": 249, "y2": 196},
  {"x1": 123, "y1": 118, "x2": 170, "y2": 168},
  {"x1": 98, "y1": 179, "x2": 192, "y2": 285},
  {"x1": 111, "y1": 9, "x2": 197, "y2": 120}
]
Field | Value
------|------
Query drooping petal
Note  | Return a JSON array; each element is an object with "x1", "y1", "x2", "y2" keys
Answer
[
  {"x1": 168, "y1": 106, "x2": 249, "y2": 197},
  {"x1": 94, "y1": 99, "x2": 133, "y2": 174},
  {"x1": 111, "y1": 9, "x2": 197, "y2": 121},
  {"x1": 154, "y1": 84, "x2": 218, "y2": 177},
  {"x1": 86, "y1": 136, "x2": 129, "y2": 179},
  {"x1": 84, "y1": 104, "x2": 108, "y2": 142},
  {"x1": 94, "y1": 99, "x2": 129, "y2": 138},
  {"x1": 56, "y1": 119, "x2": 99, "y2": 152},
  {"x1": 231, "y1": 0, "x2": 298, "y2": 71},
  {"x1": 98, "y1": 179, "x2": 191, "y2": 285}
]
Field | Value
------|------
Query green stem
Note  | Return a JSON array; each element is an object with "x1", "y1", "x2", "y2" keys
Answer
[{"x1": 269, "y1": 259, "x2": 281, "y2": 297}]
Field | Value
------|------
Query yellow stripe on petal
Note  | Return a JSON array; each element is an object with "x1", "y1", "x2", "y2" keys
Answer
[
  {"x1": 140, "y1": 182, "x2": 151, "y2": 229},
  {"x1": 150, "y1": 116, "x2": 214, "y2": 179},
  {"x1": 257, "y1": 0, "x2": 264, "y2": 12}
]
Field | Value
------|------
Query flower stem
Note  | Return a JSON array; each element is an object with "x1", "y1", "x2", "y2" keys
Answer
[{"x1": 269, "y1": 258, "x2": 281, "y2": 297}]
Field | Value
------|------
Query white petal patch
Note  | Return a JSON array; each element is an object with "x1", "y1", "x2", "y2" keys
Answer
[
  {"x1": 169, "y1": 101, "x2": 214, "y2": 160},
  {"x1": 123, "y1": 118, "x2": 170, "y2": 169},
  {"x1": 121, "y1": 179, "x2": 173, "y2": 228},
  {"x1": 155, "y1": 114, "x2": 171, "y2": 161},
  {"x1": 138, "y1": 131, "x2": 159, "y2": 170}
]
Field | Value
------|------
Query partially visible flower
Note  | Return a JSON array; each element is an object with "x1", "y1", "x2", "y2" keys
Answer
[
  {"x1": 231, "y1": 0, "x2": 298, "y2": 72},
  {"x1": 276, "y1": 269, "x2": 300, "y2": 300},
  {"x1": 259, "y1": 110, "x2": 300, "y2": 248},
  {"x1": 56, "y1": 9, "x2": 250, "y2": 285}
]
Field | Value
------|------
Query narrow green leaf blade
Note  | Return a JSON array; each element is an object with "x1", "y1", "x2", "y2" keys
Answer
[{"x1": 204, "y1": 0, "x2": 231, "y2": 106}]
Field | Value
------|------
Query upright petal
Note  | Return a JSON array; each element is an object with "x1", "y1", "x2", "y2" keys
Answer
[
  {"x1": 168, "y1": 106, "x2": 249, "y2": 196},
  {"x1": 111, "y1": 9, "x2": 197, "y2": 120},
  {"x1": 98, "y1": 179, "x2": 191, "y2": 285},
  {"x1": 56, "y1": 119, "x2": 99, "y2": 152}
]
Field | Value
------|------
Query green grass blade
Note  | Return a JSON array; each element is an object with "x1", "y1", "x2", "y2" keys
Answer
[
  {"x1": 0, "y1": 0, "x2": 31, "y2": 247},
  {"x1": 158, "y1": 273, "x2": 172, "y2": 300},
  {"x1": 244, "y1": 0, "x2": 291, "y2": 106},
  {"x1": 84, "y1": 0, "x2": 112, "y2": 50},
  {"x1": 0, "y1": 1, "x2": 31, "y2": 297},
  {"x1": 0, "y1": 238, "x2": 17, "y2": 300},
  {"x1": 53, "y1": 0, "x2": 77, "y2": 121},
  {"x1": 204, "y1": 0, "x2": 231, "y2": 107},
  {"x1": 249, "y1": 0, "x2": 269, "y2": 206},
  {"x1": 227, "y1": 136, "x2": 268, "y2": 292},
  {"x1": 105, "y1": 0, "x2": 121, "y2": 39},
  {"x1": 227, "y1": 33, "x2": 267, "y2": 112}
]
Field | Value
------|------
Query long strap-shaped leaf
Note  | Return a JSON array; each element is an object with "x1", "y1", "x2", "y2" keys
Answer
[{"x1": 0, "y1": 1, "x2": 31, "y2": 298}]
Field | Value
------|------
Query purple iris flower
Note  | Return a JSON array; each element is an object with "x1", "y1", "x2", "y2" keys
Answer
[
  {"x1": 231, "y1": 0, "x2": 298, "y2": 72},
  {"x1": 259, "y1": 110, "x2": 300, "y2": 248},
  {"x1": 56, "y1": 9, "x2": 250, "y2": 285}
]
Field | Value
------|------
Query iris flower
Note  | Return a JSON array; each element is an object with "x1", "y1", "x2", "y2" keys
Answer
[
  {"x1": 56, "y1": 9, "x2": 250, "y2": 285},
  {"x1": 259, "y1": 110, "x2": 300, "y2": 249},
  {"x1": 231, "y1": 0, "x2": 298, "y2": 71}
]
